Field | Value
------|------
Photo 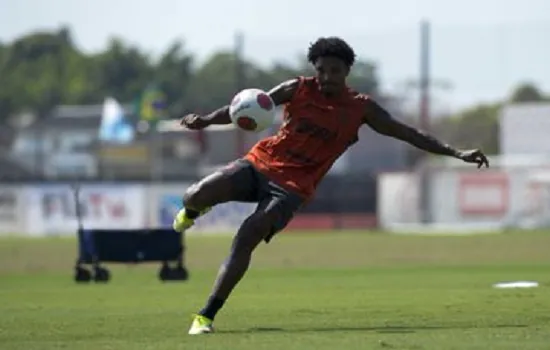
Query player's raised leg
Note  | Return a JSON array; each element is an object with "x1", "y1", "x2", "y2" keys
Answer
[
  {"x1": 189, "y1": 180, "x2": 302, "y2": 335},
  {"x1": 173, "y1": 160, "x2": 256, "y2": 232}
]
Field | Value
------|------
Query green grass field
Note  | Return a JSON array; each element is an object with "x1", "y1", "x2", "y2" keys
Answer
[{"x1": 1, "y1": 230, "x2": 550, "y2": 350}]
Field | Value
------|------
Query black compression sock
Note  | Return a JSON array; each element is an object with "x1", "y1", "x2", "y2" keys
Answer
[
  {"x1": 198, "y1": 296, "x2": 225, "y2": 320},
  {"x1": 185, "y1": 208, "x2": 200, "y2": 219}
]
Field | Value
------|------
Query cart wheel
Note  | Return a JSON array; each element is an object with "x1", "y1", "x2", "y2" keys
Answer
[
  {"x1": 93, "y1": 266, "x2": 111, "y2": 283},
  {"x1": 172, "y1": 266, "x2": 189, "y2": 281},
  {"x1": 158, "y1": 262, "x2": 172, "y2": 281},
  {"x1": 74, "y1": 266, "x2": 92, "y2": 283}
]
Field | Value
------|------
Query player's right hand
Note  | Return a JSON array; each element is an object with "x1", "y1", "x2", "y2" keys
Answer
[
  {"x1": 457, "y1": 149, "x2": 490, "y2": 168},
  {"x1": 180, "y1": 114, "x2": 210, "y2": 130}
]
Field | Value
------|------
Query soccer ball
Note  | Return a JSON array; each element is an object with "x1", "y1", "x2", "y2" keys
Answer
[{"x1": 229, "y1": 88, "x2": 275, "y2": 132}]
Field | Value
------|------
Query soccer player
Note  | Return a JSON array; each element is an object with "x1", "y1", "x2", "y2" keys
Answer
[{"x1": 175, "y1": 37, "x2": 489, "y2": 335}]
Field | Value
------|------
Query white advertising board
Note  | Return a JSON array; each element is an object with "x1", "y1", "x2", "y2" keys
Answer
[
  {"x1": 0, "y1": 186, "x2": 25, "y2": 234},
  {"x1": 500, "y1": 103, "x2": 550, "y2": 156},
  {"x1": 377, "y1": 168, "x2": 536, "y2": 233},
  {"x1": 25, "y1": 184, "x2": 146, "y2": 236}
]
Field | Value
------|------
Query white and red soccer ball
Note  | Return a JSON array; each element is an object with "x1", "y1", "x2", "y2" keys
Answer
[{"x1": 229, "y1": 89, "x2": 275, "y2": 132}]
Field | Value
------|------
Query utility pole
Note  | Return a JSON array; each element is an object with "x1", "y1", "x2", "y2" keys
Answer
[{"x1": 419, "y1": 19, "x2": 432, "y2": 224}]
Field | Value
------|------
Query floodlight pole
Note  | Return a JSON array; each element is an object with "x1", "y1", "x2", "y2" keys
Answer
[{"x1": 419, "y1": 20, "x2": 432, "y2": 224}]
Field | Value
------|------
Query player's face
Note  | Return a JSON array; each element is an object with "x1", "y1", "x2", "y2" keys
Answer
[{"x1": 314, "y1": 56, "x2": 349, "y2": 95}]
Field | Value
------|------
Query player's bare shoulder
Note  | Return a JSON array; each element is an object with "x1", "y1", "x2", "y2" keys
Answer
[
  {"x1": 349, "y1": 91, "x2": 373, "y2": 116},
  {"x1": 350, "y1": 91, "x2": 371, "y2": 104},
  {"x1": 361, "y1": 94, "x2": 397, "y2": 130},
  {"x1": 267, "y1": 78, "x2": 301, "y2": 106}
]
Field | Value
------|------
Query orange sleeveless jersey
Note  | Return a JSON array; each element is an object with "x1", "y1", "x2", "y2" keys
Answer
[{"x1": 244, "y1": 76, "x2": 369, "y2": 199}]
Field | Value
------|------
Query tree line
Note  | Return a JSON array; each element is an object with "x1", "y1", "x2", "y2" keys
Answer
[
  {"x1": 0, "y1": 28, "x2": 378, "y2": 123},
  {"x1": 430, "y1": 82, "x2": 550, "y2": 154},
  {"x1": 1, "y1": 27, "x2": 549, "y2": 154}
]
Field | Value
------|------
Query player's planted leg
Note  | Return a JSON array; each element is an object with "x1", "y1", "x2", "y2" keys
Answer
[{"x1": 188, "y1": 211, "x2": 274, "y2": 335}]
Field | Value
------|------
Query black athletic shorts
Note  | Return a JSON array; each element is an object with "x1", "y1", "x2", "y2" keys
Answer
[{"x1": 218, "y1": 158, "x2": 304, "y2": 242}]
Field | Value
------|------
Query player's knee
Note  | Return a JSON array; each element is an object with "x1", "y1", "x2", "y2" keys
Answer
[
  {"x1": 232, "y1": 213, "x2": 275, "y2": 254},
  {"x1": 183, "y1": 181, "x2": 212, "y2": 210},
  {"x1": 183, "y1": 171, "x2": 234, "y2": 210}
]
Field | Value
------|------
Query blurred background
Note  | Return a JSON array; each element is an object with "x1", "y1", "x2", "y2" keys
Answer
[{"x1": 1, "y1": 0, "x2": 550, "y2": 236}]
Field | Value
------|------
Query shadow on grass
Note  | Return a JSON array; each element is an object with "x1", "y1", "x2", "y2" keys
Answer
[{"x1": 218, "y1": 324, "x2": 529, "y2": 334}]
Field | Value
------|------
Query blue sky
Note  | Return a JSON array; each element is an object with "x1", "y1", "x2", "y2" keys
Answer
[{"x1": 1, "y1": 0, "x2": 549, "y2": 112}]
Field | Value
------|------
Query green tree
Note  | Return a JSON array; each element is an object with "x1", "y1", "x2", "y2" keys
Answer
[
  {"x1": 509, "y1": 83, "x2": 545, "y2": 103},
  {"x1": 433, "y1": 103, "x2": 501, "y2": 154},
  {"x1": 182, "y1": 52, "x2": 297, "y2": 113},
  {"x1": 93, "y1": 37, "x2": 153, "y2": 102},
  {"x1": 267, "y1": 63, "x2": 301, "y2": 83},
  {"x1": 184, "y1": 51, "x2": 240, "y2": 113},
  {"x1": 0, "y1": 28, "x2": 381, "y2": 124},
  {"x1": 152, "y1": 40, "x2": 193, "y2": 115},
  {"x1": 0, "y1": 28, "x2": 76, "y2": 116},
  {"x1": 347, "y1": 60, "x2": 379, "y2": 96}
]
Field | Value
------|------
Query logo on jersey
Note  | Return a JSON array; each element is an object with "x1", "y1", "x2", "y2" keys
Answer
[{"x1": 295, "y1": 117, "x2": 337, "y2": 142}]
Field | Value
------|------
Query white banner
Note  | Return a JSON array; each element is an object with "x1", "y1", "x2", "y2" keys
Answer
[
  {"x1": 458, "y1": 172, "x2": 509, "y2": 216},
  {"x1": 377, "y1": 167, "x2": 543, "y2": 233},
  {"x1": 500, "y1": 103, "x2": 550, "y2": 156},
  {"x1": 377, "y1": 172, "x2": 420, "y2": 229},
  {"x1": 25, "y1": 184, "x2": 146, "y2": 236},
  {"x1": 0, "y1": 186, "x2": 25, "y2": 234}
]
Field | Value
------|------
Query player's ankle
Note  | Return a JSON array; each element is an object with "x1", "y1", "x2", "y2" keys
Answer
[
  {"x1": 199, "y1": 296, "x2": 225, "y2": 320},
  {"x1": 185, "y1": 208, "x2": 200, "y2": 219}
]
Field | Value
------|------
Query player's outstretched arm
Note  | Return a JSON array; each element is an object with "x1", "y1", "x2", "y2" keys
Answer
[
  {"x1": 363, "y1": 98, "x2": 489, "y2": 168},
  {"x1": 180, "y1": 79, "x2": 300, "y2": 130},
  {"x1": 179, "y1": 106, "x2": 232, "y2": 130},
  {"x1": 266, "y1": 78, "x2": 300, "y2": 105}
]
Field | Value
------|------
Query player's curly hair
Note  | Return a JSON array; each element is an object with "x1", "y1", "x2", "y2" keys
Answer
[{"x1": 307, "y1": 37, "x2": 356, "y2": 68}]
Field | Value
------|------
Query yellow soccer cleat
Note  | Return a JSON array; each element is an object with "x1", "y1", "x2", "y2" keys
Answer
[
  {"x1": 172, "y1": 207, "x2": 211, "y2": 233},
  {"x1": 188, "y1": 314, "x2": 214, "y2": 335}
]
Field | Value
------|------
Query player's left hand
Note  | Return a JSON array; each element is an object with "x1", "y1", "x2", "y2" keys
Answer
[
  {"x1": 180, "y1": 113, "x2": 210, "y2": 130},
  {"x1": 457, "y1": 149, "x2": 489, "y2": 168}
]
